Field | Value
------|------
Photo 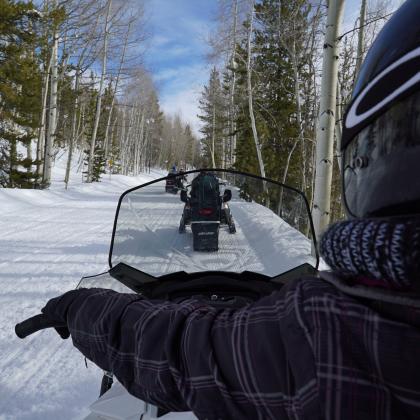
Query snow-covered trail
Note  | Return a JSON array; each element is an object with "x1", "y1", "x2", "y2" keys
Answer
[
  {"x1": 0, "y1": 162, "x2": 318, "y2": 420},
  {"x1": 0, "y1": 167, "x2": 164, "y2": 420}
]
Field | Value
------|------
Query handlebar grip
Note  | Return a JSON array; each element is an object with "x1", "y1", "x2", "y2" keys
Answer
[{"x1": 15, "y1": 314, "x2": 64, "y2": 339}]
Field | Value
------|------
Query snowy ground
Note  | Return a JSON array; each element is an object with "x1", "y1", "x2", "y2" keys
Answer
[
  {"x1": 0, "y1": 157, "x2": 318, "y2": 420},
  {"x1": 0, "y1": 155, "x2": 164, "y2": 420}
]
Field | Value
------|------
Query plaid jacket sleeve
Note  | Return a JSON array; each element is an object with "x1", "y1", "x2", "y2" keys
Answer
[
  {"x1": 42, "y1": 279, "x2": 321, "y2": 420},
  {"x1": 41, "y1": 277, "x2": 420, "y2": 420}
]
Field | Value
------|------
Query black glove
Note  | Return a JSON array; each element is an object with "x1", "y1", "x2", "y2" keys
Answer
[
  {"x1": 41, "y1": 289, "x2": 88, "y2": 339},
  {"x1": 53, "y1": 325, "x2": 70, "y2": 339}
]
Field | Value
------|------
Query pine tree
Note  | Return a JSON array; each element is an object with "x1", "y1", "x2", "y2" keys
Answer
[
  {"x1": 227, "y1": 0, "x2": 318, "y2": 191},
  {"x1": 198, "y1": 67, "x2": 227, "y2": 168},
  {"x1": 0, "y1": 0, "x2": 42, "y2": 188},
  {"x1": 82, "y1": 78, "x2": 114, "y2": 182},
  {"x1": 91, "y1": 142, "x2": 106, "y2": 182},
  {"x1": 183, "y1": 124, "x2": 198, "y2": 169}
]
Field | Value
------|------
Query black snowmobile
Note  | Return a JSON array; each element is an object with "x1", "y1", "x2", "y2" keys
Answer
[
  {"x1": 165, "y1": 171, "x2": 186, "y2": 194},
  {"x1": 15, "y1": 169, "x2": 319, "y2": 420},
  {"x1": 178, "y1": 172, "x2": 236, "y2": 252}
]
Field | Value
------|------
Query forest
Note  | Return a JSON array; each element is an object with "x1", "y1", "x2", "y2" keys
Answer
[{"x1": 0, "y1": 0, "x2": 392, "y2": 225}]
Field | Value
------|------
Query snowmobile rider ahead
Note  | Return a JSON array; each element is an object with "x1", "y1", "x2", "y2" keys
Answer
[
  {"x1": 38, "y1": 2, "x2": 420, "y2": 419},
  {"x1": 189, "y1": 171, "x2": 219, "y2": 202}
]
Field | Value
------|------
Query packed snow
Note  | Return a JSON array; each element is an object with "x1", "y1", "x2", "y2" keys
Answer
[
  {"x1": 0, "y1": 155, "x2": 165, "y2": 420},
  {"x1": 0, "y1": 155, "x2": 317, "y2": 420}
]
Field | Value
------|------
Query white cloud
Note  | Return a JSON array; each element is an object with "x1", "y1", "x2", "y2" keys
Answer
[
  {"x1": 151, "y1": 35, "x2": 171, "y2": 48},
  {"x1": 153, "y1": 62, "x2": 211, "y2": 136},
  {"x1": 166, "y1": 45, "x2": 192, "y2": 57},
  {"x1": 160, "y1": 87, "x2": 204, "y2": 136},
  {"x1": 154, "y1": 68, "x2": 180, "y2": 82}
]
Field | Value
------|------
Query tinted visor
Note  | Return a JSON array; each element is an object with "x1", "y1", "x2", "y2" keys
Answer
[{"x1": 343, "y1": 90, "x2": 420, "y2": 218}]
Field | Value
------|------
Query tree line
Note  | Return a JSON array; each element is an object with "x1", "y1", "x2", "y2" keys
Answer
[
  {"x1": 1, "y1": 0, "x2": 393, "y2": 226},
  {"x1": 198, "y1": 0, "x2": 391, "y2": 223},
  {"x1": 0, "y1": 0, "x2": 200, "y2": 189}
]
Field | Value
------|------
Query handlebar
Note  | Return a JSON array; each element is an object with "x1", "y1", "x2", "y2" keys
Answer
[{"x1": 15, "y1": 314, "x2": 65, "y2": 339}]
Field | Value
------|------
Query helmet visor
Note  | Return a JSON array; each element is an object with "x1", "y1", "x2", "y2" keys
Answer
[{"x1": 343, "y1": 91, "x2": 420, "y2": 218}]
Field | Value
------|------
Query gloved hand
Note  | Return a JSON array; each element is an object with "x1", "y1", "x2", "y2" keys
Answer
[{"x1": 41, "y1": 289, "x2": 88, "y2": 339}]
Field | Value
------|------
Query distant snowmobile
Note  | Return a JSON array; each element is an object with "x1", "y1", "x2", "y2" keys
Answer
[
  {"x1": 15, "y1": 168, "x2": 319, "y2": 420},
  {"x1": 178, "y1": 172, "x2": 236, "y2": 251},
  {"x1": 165, "y1": 171, "x2": 187, "y2": 194}
]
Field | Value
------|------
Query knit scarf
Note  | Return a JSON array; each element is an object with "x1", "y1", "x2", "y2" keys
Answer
[{"x1": 320, "y1": 217, "x2": 420, "y2": 290}]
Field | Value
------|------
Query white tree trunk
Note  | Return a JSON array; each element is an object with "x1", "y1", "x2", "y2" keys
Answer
[
  {"x1": 134, "y1": 111, "x2": 141, "y2": 174},
  {"x1": 312, "y1": 0, "x2": 346, "y2": 239},
  {"x1": 246, "y1": 3, "x2": 266, "y2": 179},
  {"x1": 335, "y1": 80, "x2": 343, "y2": 171},
  {"x1": 107, "y1": 114, "x2": 118, "y2": 169},
  {"x1": 104, "y1": 21, "x2": 131, "y2": 159},
  {"x1": 119, "y1": 108, "x2": 127, "y2": 172},
  {"x1": 230, "y1": 0, "x2": 238, "y2": 166},
  {"x1": 134, "y1": 112, "x2": 145, "y2": 175},
  {"x1": 291, "y1": 39, "x2": 306, "y2": 193},
  {"x1": 123, "y1": 105, "x2": 136, "y2": 175},
  {"x1": 36, "y1": 58, "x2": 51, "y2": 184},
  {"x1": 211, "y1": 104, "x2": 217, "y2": 168},
  {"x1": 278, "y1": 139, "x2": 299, "y2": 215},
  {"x1": 43, "y1": 27, "x2": 59, "y2": 187},
  {"x1": 64, "y1": 67, "x2": 80, "y2": 189},
  {"x1": 87, "y1": 0, "x2": 112, "y2": 182}
]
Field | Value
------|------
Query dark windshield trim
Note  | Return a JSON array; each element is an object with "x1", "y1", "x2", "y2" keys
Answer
[
  {"x1": 108, "y1": 168, "x2": 319, "y2": 270},
  {"x1": 76, "y1": 271, "x2": 109, "y2": 289},
  {"x1": 107, "y1": 262, "x2": 317, "y2": 291}
]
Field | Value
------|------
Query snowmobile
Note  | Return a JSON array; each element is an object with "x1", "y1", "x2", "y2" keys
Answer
[
  {"x1": 165, "y1": 172, "x2": 186, "y2": 194},
  {"x1": 15, "y1": 168, "x2": 319, "y2": 420},
  {"x1": 178, "y1": 172, "x2": 236, "y2": 252}
]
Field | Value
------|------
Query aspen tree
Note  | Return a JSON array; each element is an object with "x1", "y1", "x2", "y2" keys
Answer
[
  {"x1": 312, "y1": 0, "x2": 346, "y2": 238},
  {"x1": 86, "y1": 0, "x2": 112, "y2": 182},
  {"x1": 246, "y1": 1, "x2": 266, "y2": 179}
]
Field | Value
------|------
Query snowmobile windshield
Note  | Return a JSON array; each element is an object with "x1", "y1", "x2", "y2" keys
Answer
[{"x1": 109, "y1": 169, "x2": 318, "y2": 278}]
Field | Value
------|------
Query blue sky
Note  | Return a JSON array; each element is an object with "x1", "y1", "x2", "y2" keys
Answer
[
  {"x1": 144, "y1": 0, "x2": 402, "y2": 136},
  {"x1": 144, "y1": 0, "x2": 218, "y2": 135}
]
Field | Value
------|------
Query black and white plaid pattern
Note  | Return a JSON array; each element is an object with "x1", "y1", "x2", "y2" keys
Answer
[{"x1": 43, "y1": 277, "x2": 420, "y2": 420}]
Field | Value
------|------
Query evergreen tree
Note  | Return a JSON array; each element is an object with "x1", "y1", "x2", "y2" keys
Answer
[
  {"x1": 198, "y1": 67, "x2": 227, "y2": 168},
  {"x1": 219, "y1": 0, "x2": 318, "y2": 193},
  {"x1": 82, "y1": 78, "x2": 114, "y2": 181},
  {"x1": 233, "y1": 1, "x2": 297, "y2": 183},
  {"x1": 0, "y1": 0, "x2": 41, "y2": 188},
  {"x1": 183, "y1": 124, "x2": 198, "y2": 168},
  {"x1": 90, "y1": 142, "x2": 106, "y2": 182}
]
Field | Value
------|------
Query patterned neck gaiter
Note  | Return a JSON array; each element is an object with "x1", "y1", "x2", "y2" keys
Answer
[{"x1": 320, "y1": 217, "x2": 420, "y2": 290}]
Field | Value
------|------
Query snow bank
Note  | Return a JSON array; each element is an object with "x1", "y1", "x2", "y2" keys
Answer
[
  {"x1": 0, "y1": 154, "x2": 164, "y2": 420},
  {"x1": 0, "y1": 157, "x2": 322, "y2": 420}
]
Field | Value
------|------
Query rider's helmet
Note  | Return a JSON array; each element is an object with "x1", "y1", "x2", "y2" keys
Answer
[{"x1": 341, "y1": 0, "x2": 420, "y2": 218}]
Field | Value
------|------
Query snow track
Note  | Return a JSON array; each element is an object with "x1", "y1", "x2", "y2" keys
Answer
[
  {"x1": 0, "y1": 169, "x2": 163, "y2": 420},
  {"x1": 0, "y1": 165, "x2": 315, "y2": 419}
]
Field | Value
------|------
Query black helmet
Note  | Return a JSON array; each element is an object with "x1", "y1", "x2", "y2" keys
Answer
[{"x1": 341, "y1": 0, "x2": 420, "y2": 218}]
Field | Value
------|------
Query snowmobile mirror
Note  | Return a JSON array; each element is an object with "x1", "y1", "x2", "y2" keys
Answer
[
  {"x1": 223, "y1": 189, "x2": 232, "y2": 202},
  {"x1": 180, "y1": 190, "x2": 188, "y2": 203}
]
